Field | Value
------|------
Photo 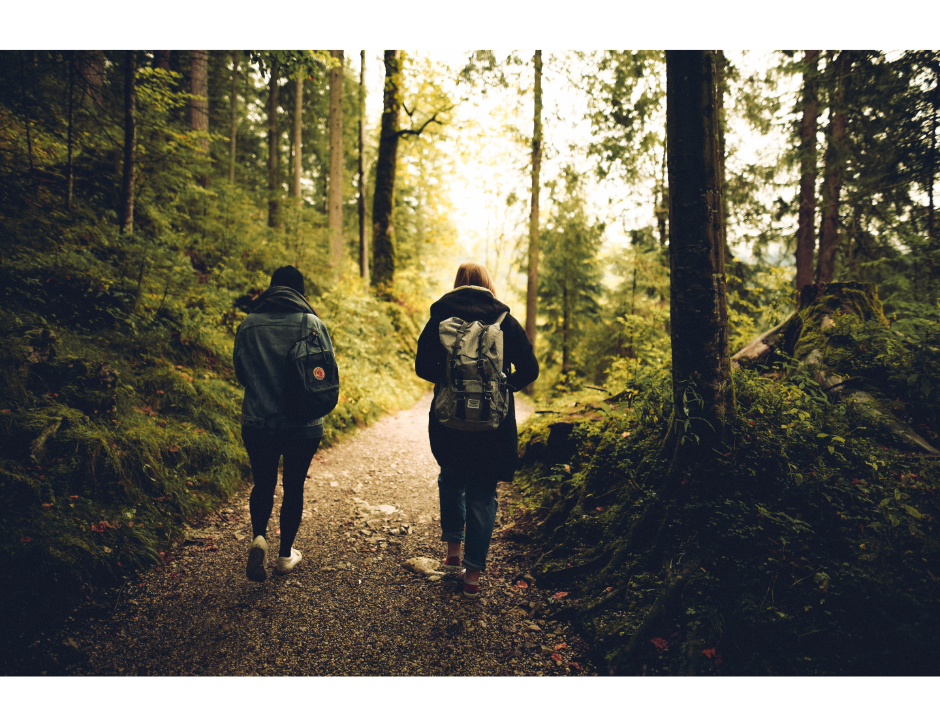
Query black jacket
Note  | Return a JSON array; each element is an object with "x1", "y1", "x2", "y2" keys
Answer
[{"x1": 415, "y1": 286, "x2": 539, "y2": 481}]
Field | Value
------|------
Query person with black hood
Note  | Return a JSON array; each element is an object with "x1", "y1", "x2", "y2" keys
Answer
[
  {"x1": 233, "y1": 265, "x2": 328, "y2": 582},
  {"x1": 415, "y1": 262, "x2": 539, "y2": 598}
]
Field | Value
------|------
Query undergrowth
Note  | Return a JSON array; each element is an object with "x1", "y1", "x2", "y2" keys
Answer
[{"x1": 513, "y1": 314, "x2": 940, "y2": 675}]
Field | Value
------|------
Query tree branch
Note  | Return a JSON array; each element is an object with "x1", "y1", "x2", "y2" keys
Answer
[{"x1": 394, "y1": 109, "x2": 450, "y2": 139}]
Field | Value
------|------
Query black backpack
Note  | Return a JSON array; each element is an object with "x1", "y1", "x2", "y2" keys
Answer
[{"x1": 283, "y1": 313, "x2": 340, "y2": 422}]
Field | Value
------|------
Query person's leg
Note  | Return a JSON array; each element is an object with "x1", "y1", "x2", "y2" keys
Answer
[
  {"x1": 461, "y1": 474, "x2": 499, "y2": 582},
  {"x1": 277, "y1": 437, "x2": 321, "y2": 558},
  {"x1": 438, "y1": 466, "x2": 466, "y2": 560},
  {"x1": 244, "y1": 435, "x2": 281, "y2": 540}
]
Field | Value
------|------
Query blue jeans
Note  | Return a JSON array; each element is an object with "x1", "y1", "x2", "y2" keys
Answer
[{"x1": 438, "y1": 466, "x2": 498, "y2": 572}]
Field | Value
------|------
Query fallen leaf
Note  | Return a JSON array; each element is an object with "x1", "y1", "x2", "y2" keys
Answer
[
  {"x1": 552, "y1": 591, "x2": 569, "y2": 599},
  {"x1": 605, "y1": 586, "x2": 614, "y2": 592},
  {"x1": 551, "y1": 653, "x2": 563, "y2": 662},
  {"x1": 515, "y1": 581, "x2": 528, "y2": 589},
  {"x1": 651, "y1": 637, "x2": 669, "y2": 652},
  {"x1": 204, "y1": 545, "x2": 219, "y2": 552},
  {"x1": 20, "y1": 535, "x2": 32, "y2": 543},
  {"x1": 167, "y1": 445, "x2": 180, "y2": 453},
  {"x1": 568, "y1": 662, "x2": 581, "y2": 671},
  {"x1": 554, "y1": 643, "x2": 567, "y2": 651},
  {"x1": 70, "y1": 495, "x2": 78, "y2": 501},
  {"x1": 596, "y1": 507, "x2": 603, "y2": 512},
  {"x1": 41, "y1": 503, "x2": 53, "y2": 511}
]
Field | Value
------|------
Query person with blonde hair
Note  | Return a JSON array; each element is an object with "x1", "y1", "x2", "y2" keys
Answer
[{"x1": 415, "y1": 262, "x2": 539, "y2": 598}]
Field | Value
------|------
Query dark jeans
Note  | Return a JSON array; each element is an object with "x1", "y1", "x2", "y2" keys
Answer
[
  {"x1": 243, "y1": 433, "x2": 320, "y2": 558},
  {"x1": 438, "y1": 466, "x2": 498, "y2": 572}
]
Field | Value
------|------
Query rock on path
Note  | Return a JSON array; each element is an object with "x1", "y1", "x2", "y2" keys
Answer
[{"x1": 46, "y1": 392, "x2": 593, "y2": 676}]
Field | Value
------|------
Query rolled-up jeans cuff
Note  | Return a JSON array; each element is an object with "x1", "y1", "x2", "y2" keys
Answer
[
  {"x1": 461, "y1": 556, "x2": 485, "y2": 572},
  {"x1": 440, "y1": 533, "x2": 465, "y2": 543}
]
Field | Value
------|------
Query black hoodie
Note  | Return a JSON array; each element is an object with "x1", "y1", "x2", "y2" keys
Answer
[{"x1": 415, "y1": 286, "x2": 539, "y2": 481}]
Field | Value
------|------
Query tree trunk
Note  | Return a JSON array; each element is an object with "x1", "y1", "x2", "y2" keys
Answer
[
  {"x1": 292, "y1": 72, "x2": 303, "y2": 198},
  {"x1": 525, "y1": 50, "x2": 543, "y2": 394},
  {"x1": 796, "y1": 50, "x2": 821, "y2": 291},
  {"x1": 371, "y1": 50, "x2": 401, "y2": 290},
  {"x1": 77, "y1": 51, "x2": 104, "y2": 108},
  {"x1": 816, "y1": 51, "x2": 851, "y2": 285},
  {"x1": 655, "y1": 146, "x2": 668, "y2": 246},
  {"x1": 359, "y1": 50, "x2": 369, "y2": 281},
  {"x1": 267, "y1": 64, "x2": 281, "y2": 228},
  {"x1": 66, "y1": 52, "x2": 74, "y2": 212},
  {"x1": 665, "y1": 50, "x2": 732, "y2": 459},
  {"x1": 190, "y1": 50, "x2": 209, "y2": 154},
  {"x1": 119, "y1": 51, "x2": 136, "y2": 235},
  {"x1": 229, "y1": 51, "x2": 239, "y2": 184},
  {"x1": 328, "y1": 50, "x2": 345, "y2": 271},
  {"x1": 561, "y1": 283, "x2": 569, "y2": 372},
  {"x1": 929, "y1": 65, "x2": 938, "y2": 284},
  {"x1": 153, "y1": 51, "x2": 170, "y2": 71}
]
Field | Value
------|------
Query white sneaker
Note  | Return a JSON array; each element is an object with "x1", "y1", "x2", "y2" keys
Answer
[
  {"x1": 246, "y1": 535, "x2": 268, "y2": 582},
  {"x1": 276, "y1": 547, "x2": 302, "y2": 574}
]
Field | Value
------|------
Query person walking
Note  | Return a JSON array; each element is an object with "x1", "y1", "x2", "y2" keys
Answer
[
  {"x1": 415, "y1": 262, "x2": 539, "y2": 598},
  {"x1": 233, "y1": 265, "x2": 327, "y2": 582}
]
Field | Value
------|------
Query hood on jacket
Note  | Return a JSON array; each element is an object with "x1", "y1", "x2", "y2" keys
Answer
[
  {"x1": 429, "y1": 285, "x2": 510, "y2": 324},
  {"x1": 253, "y1": 285, "x2": 318, "y2": 316}
]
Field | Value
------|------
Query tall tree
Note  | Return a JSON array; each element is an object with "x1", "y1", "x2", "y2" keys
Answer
[
  {"x1": 153, "y1": 50, "x2": 170, "y2": 71},
  {"x1": 816, "y1": 51, "x2": 852, "y2": 284},
  {"x1": 328, "y1": 50, "x2": 345, "y2": 270},
  {"x1": 796, "y1": 51, "x2": 821, "y2": 291},
  {"x1": 229, "y1": 51, "x2": 239, "y2": 184},
  {"x1": 292, "y1": 70, "x2": 303, "y2": 198},
  {"x1": 66, "y1": 51, "x2": 75, "y2": 212},
  {"x1": 119, "y1": 51, "x2": 136, "y2": 235},
  {"x1": 525, "y1": 50, "x2": 543, "y2": 394},
  {"x1": 190, "y1": 50, "x2": 209, "y2": 154},
  {"x1": 372, "y1": 50, "x2": 402, "y2": 290},
  {"x1": 77, "y1": 50, "x2": 104, "y2": 108},
  {"x1": 267, "y1": 63, "x2": 281, "y2": 228},
  {"x1": 538, "y1": 169, "x2": 603, "y2": 373},
  {"x1": 665, "y1": 50, "x2": 732, "y2": 459},
  {"x1": 359, "y1": 50, "x2": 368, "y2": 281}
]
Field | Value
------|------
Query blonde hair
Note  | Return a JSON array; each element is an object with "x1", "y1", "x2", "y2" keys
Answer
[{"x1": 454, "y1": 262, "x2": 497, "y2": 297}]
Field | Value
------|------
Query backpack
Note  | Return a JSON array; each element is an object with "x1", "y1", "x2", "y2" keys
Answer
[
  {"x1": 283, "y1": 313, "x2": 340, "y2": 423},
  {"x1": 434, "y1": 311, "x2": 509, "y2": 431}
]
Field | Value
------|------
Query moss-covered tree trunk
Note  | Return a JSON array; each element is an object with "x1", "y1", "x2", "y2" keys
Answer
[
  {"x1": 817, "y1": 51, "x2": 851, "y2": 285},
  {"x1": 796, "y1": 50, "x2": 820, "y2": 291},
  {"x1": 229, "y1": 52, "x2": 239, "y2": 185},
  {"x1": 665, "y1": 50, "x2": 732, "y2": 459},
  {"x1": 525, "y1": 50, "x2": 543, "y2": 394},
  {"x1": 328, "y1": 50, "x2": 344, "y2": 271},
  {"x1": 358, "y1": 50, "x2": 368, "y2": 282},
  {"x1": 267, "y1": 64, "x2": 280, "y2": 229},
  {"x1": 119, "y1": 51, "x2": 136, "y2": 236},
  {"x1": 371, "y1": 50, "x2": 401, "y2": 291}
]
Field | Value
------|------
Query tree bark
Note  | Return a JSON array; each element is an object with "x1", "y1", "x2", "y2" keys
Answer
[
  {"x1": 66, "y1": 52, "x2": 74, "y2": 212},
  {"x1": 371, "y1": 50, "x2": 402, "y2": 290},
  {"x1": 359, "y1": 50, "x2": 369, "y2": 281},
  {"x1": 77, "y1": 51, "x2": 104, "y2": 108},
  {"x1": 929, "y1": 65, "x2": 938, "y2": 284},
  {"x1": 229, "y1": 52, "x2": 239, "y2": 184},
  {"x1": 267, "y1": 64, "x2": 281, "y2": 228},
  {"x1": 665, "y1": 50, "x2": 732, "y2": 459},
  {"x1": 190, "y1": 50, "x2": 209, "y2": 154},
  {"x1": 525, "y1": 50, "x2": 543, "y2": 394},
  {"x1": 292, "y1": 72, "x2": 303, "y2": 198},
  {"x1": 120, "y1": 51, "x2": 136, "y2": 235},
  {"x1": 816, "y1": 51, "x2": 851, "y2": 285},
  {"x1": 796, "y1": 50, "x2": 820, "y2": 291},
  {"x1": 328, "y1": 50, "x2": 345, "y2": 271},
  {"x1": 153, "y1": 51, "x2": 170, "y2": 71}
]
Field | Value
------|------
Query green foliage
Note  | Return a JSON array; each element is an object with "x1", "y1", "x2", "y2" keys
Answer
[{"x1": 537, "y1": 169, "x2": 604, "y2": 377}]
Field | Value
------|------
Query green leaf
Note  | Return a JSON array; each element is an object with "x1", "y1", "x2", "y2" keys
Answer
[
  {"x1": 903, "y1": 505, "x2": 921, "y2": 519},
  {"x1": 817, "y1": 433, "x2": 829, "y2": 438},
  {"x1": 827, "y1": 445, "x2": 835, "y2": 454}
]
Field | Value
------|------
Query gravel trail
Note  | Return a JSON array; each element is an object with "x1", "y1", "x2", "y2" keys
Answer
[{"x1": 52, "y1": 393, "x2": 594, "y2": 677}]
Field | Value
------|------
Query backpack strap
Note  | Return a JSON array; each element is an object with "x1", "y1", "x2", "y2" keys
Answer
[
  {"x1": 494, "y1": 311, "x2": 508, "y2": 327},
  {"x1": 450, "y1": 320, "x2": 472, "y2": 420}
]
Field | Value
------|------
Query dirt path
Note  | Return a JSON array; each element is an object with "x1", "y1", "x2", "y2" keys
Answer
[{"x1": 51, "y1": 393, "x2": 594, "y2": 676}]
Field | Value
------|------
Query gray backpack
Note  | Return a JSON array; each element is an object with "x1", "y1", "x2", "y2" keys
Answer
[{"x1": 434, "y1": 311, "x2": 509, "y2": 431}]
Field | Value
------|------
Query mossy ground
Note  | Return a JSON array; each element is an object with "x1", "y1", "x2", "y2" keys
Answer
[{"x1": 511, "y1": 302, "x2": 940, "y2": 675}]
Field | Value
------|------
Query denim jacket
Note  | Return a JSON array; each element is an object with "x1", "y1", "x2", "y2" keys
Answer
[{"x1": 234, "y1": 310, "x2": 324, "y2": 437}]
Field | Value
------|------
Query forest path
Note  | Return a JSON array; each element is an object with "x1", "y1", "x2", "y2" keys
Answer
[{"x1": 55, "y1": 392, "x2": 593, "y2": 676}]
